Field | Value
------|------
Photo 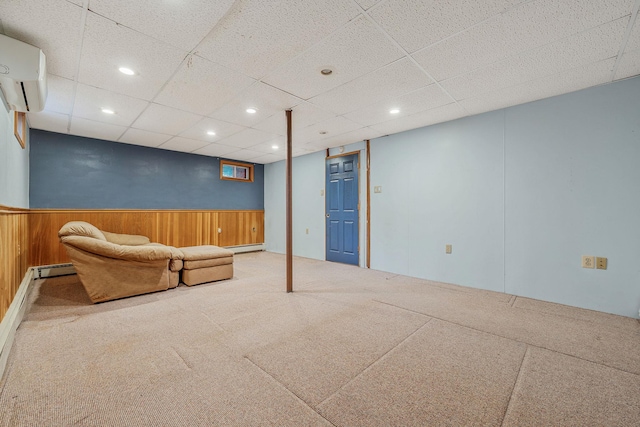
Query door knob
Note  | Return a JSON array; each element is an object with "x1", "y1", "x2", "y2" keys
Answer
[{"x1": 326, "y1": 214, "x2": 330, "y2": 218}]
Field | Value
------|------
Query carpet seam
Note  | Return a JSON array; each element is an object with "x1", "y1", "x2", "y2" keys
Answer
[
  {"x1": 500, "y1": 346, "x2": 530, "y2": 427},
  {"x1": 243, "y1": 356, "x2": 339, "y2": 427},
  {"x1": 373, "y1": 299, "x2": 640, "y2": 377},
  {"x1": 315, "y1": 317, "x2": 434, "y2": 408}
]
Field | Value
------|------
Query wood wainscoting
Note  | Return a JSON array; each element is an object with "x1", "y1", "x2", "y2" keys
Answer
[
  {"x1": 0, "y1": 207, "x2": 29, "y2": 323},
  {"x1": 29, "y1": 210, "x2": 265, "y2": 267}
]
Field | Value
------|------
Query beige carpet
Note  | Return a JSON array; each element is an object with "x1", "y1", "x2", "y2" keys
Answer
[{"x1": 1, "y1": 251, "x2": 638, "y2": 426}]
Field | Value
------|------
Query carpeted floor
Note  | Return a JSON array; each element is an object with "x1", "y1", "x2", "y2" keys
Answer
[{"x1": 1, "y1": 251, "x2": 639, "y2": 426}]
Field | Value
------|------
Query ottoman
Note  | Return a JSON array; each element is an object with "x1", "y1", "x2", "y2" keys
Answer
[{"x1": 179, "y1": 245, "x2": 234, "y2": 286}]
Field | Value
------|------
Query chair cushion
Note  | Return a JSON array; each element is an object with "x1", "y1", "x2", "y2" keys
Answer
[
  {"x1": 58, "y1": 221, "x2": 107, "y2": 241},
  {"x1": 179, "y1": 245, "x2": 234, "y2": 261}
]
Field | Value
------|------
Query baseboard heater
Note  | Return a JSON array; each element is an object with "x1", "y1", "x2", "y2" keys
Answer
[
  {"x1": 225, "y1": 244, "x2": 265, "y2": 254},
  {"x1": 35, "y1": 263, "x2": 76, "y2": 279}
]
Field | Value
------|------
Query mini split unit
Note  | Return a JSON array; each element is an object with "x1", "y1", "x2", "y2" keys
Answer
[{"x1": 0, "y1": 33, "x2": 47, "y2": 112}]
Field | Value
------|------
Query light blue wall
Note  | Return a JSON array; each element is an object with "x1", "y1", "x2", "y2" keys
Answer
[
  {"x1": 504, "y1": 78, "x2": 640, "y2": 317},
  {"x1": 264, "y1": 76, "x2": 640, "y2": 318},
  {"x1": 265, "y1": 150, "x2": 325, "y2": 260},
  {"x1": 0, "y1": 97, "x2": 29, "y2": 208},
  {"x1": 29, "y1": 130, "x2": 264, "y2": 210},
  {"x1": 370, "y1": 112, "x2": 505, "y2": 292}
]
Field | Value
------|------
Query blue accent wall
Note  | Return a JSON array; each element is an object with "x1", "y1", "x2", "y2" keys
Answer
[{"x1": 29, "y1": 130, "x2": 264, "y2": 210}]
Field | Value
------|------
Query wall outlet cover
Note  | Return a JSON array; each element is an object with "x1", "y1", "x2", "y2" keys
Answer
[
  {"x1": 581, "y1": 255, "x2": 595, "y2": 268},
  {"x1": 446, "y1": 244, "x2": 452, "y2": 254},
  {"x1": 596, "y1": 257, "x2": 607, "y2": 270}
]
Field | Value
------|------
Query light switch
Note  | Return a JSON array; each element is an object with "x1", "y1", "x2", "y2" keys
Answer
[
  {"x1": 374, "y1": 186, "x2": 382, "y2": 193},
  {"x1": 446, "y1": 244, "x2": 452, "y2": 254}
]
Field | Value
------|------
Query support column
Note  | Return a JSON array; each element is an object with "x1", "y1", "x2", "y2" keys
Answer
[{"x1": 286, "y1": 109, "x2": 293, "y2": 292}]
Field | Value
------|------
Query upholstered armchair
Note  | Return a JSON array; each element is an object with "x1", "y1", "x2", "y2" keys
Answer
[{"x1": 58, "y1": 221, "x2": 183, "y2": 303}]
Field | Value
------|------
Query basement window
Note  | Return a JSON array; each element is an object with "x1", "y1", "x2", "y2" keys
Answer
[{"x1": 220, "y1": 160, "x2": 254, "y2": 182}]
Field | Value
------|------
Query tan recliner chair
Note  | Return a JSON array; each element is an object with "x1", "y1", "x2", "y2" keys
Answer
[{"x1": 58, "y1": 221, "x2": 183, "y2": 303}]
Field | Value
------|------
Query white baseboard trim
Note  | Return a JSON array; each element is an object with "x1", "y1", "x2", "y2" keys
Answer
[{"x1": 0, "y1": 268, "x2": 35, "y2": 383}]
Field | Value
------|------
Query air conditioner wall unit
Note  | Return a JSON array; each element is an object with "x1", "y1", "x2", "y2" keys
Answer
[{"x1": 0, "y1": 34, "x2": 47, "y2": 112}]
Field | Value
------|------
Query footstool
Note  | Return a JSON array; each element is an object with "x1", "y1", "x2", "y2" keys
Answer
[{"x1": 178, "y1": 245, "x2": 234, "y2": 286}]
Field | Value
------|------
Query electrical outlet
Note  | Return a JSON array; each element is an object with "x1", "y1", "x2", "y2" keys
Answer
[
  {"x1": 446, "y1": 244, "x2": 452, "y2": 254},
  {"x1": 581, "y1": 255, "x2": 595, "y2": 269},
  {"x1": 596, "y1": 257, "x2": 607, "y2": 270},
  {"x1": 374, "y1": 186, "x2": 382, "y2": 193}
]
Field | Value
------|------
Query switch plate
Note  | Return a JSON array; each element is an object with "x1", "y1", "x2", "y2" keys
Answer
[
  {"x1": 374, "y1": 186, "x2": 382, "y2": 193},
  {"x1": 596, "y1": 257, "x2": 607, "y2": 270},
  {"x1": 581, "y1": 255, "x2": 595, "y2": 268},
  {"x1": 446, "y1": 244, "x2": 452, "y2": 254},
  {"x1": 320, "y1": 189, "x2": 324, "y2": 196},
  {"x1": 305, "y1": 228, "x2": 309, "y2": 234}
]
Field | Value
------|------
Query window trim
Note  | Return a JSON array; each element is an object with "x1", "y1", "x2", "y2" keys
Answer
[{"x1": 220, "y1": 160, "x2": 254, "y2": 182}]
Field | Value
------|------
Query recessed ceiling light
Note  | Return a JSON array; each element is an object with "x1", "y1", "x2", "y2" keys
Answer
[
  {"x1": 101, "y1": 108, "x2": 115, "y2": 114},
  {"x1": 246, "y1": 108, "x2": 257, "y2": 114},
  {"x1": 207, "y1": 130, "x2": 216, "y2": 136},
  {"x1": 118, "y1": 67, "x2": 135, "y2": 76},
  {"x1": 389, "y1": 109, "x2": 400, "y2": 114},
  {"x1": 272, "y1": 145, "x2": 279, "y2": 150},
  {"x1": 320, "y1": 68, "x2": 333, "y2": 75}
]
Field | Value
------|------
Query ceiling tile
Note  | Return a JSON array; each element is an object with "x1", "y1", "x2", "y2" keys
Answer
[
  {"x1": 0, "y1": 0, "x2": 83, "y2": 79},
  {"x1": 191, "y1": 142, "x2": 239, "y2": 157},
  {"x1": 222, "y1": 149, "x2": 265, "y2": 162},
  {"x1": 441, "y1": 18, "x2": 628, "y2": 101},
  {"x1": 215, "y1": 128, "x2": 280, "y2": 149},
  {"x1": 413, "y1": 0, "x2": 634, "y2": 81},
  {"x1": 131, "y1": 103, "x2": 203, "y2": 135},
  {"x1": 69, "y1": 117, "x2": 127, "y2": 141},
  {"x1": 309, "y1": 127, "x2": 383, "y2": 150},
  {"x1": 77, "y1": 12, "x2": 187, "y2": 100},
  {"x1": 27, "y1": 111, "x2": 69, "y2": 134},
  {"x1": 614, "y1": 48, "x2": 640, "y2": 80},
  {"x1": 459, "y1": 58, "x2": 616, "y2": 115},
  {"x1": 294, "y1": 116, "x2": 364, "y2": 145},
  {"x1": 370, "y1": 103, "x2": 467, "y2": 135},
  {"x1": 369, "y1": 0, "x2": 526, "y2": 53},
  {"x1": 344, "y1": 84, "x2": 454, "y2": 126},
  {"x1": 195, "y1": 0, "x2": 361, "y2": 79},
  {"x1": 624, "y1": 13, "x2": 640, "y2": 52},
  {"x1": 251, "y1": 102, "x2": 337, "y2": 135},
  {"x1": 308, "y1": 58, "x2": 433, "y2": 115},
  {"x1": 88, "y1": 0, "x2": 236, "y2": 51},
  {"x1": 208, "y1": 82, "x2": 303, "y2": 127},
  {"x1": 248, "y1": 153, "x2": 285, "y2": 164},
  {"x1": 179, "y1": 117, "x2": 244, "y2": 143},
  {"x1": 118, "y1": 128, "x2": 172, "y2": 148},
  {"x1": 246, "y1": 137, "x2": 287, "y2": 154},
  {"x1": 354, "y1": 0, "x2": 383, "y2": 10},
  {"x1": 158, "y1": 136, "x2": 210, "y2": 153},
  {"x1": 44, "y1": 74, "x2": 75, "y2": 114},
  {"x1": 262, "y1": 15, "x2": 405, "y2": 100},
  {"x1": 73, "y1": 83, "x2": 149, "y2": 126},
  {"x1": 155, "y1": 55, "x2": 256, "y2": 116}
]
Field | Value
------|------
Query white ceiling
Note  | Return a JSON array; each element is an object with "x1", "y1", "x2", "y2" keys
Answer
[{"x1": 1, "y1": 0, "x2": 639, "y2": 164}]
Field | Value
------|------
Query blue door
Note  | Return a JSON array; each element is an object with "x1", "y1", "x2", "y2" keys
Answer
[{"x1": 326, "y1": 154, "x2": 359, "y2": 265}]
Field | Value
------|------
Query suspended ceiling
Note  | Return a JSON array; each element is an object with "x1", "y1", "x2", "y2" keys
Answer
[{"x1": 1, "y1": 0, "x2": 639, "y2": 164}]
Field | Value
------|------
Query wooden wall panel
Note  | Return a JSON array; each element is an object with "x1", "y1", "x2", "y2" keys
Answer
[
  {"x1": 0, "y1": 209, "x2": 29, "y2": 323},
  {"x1": 28, "y1": 210, "x2": 263, "y2": 266}
]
